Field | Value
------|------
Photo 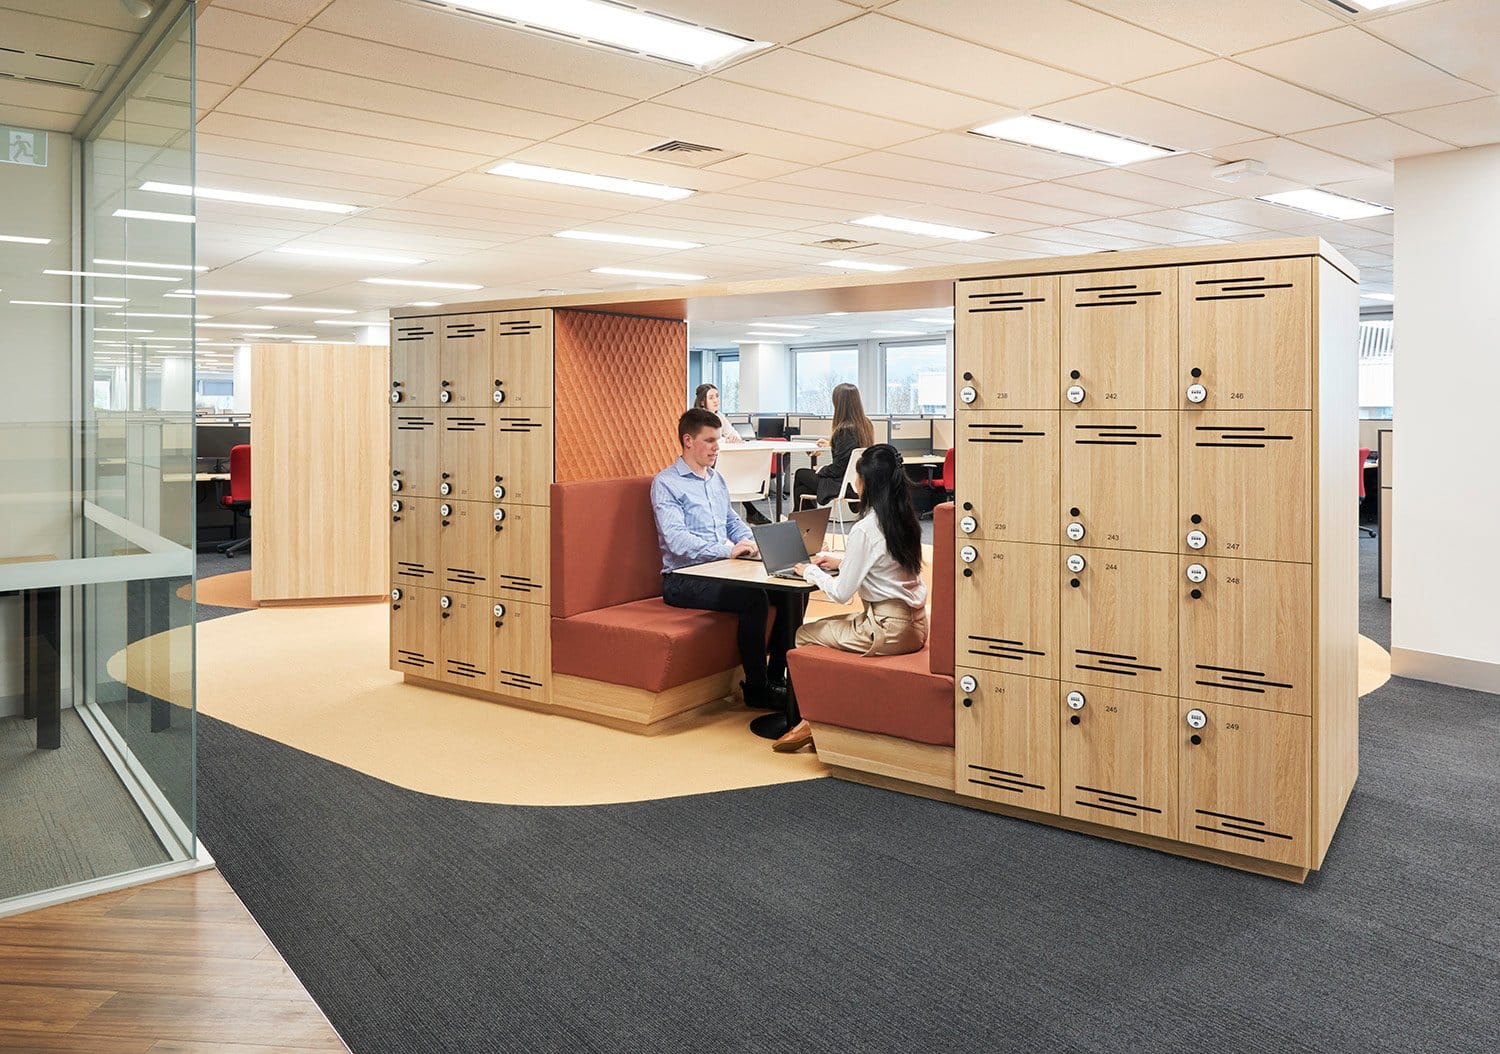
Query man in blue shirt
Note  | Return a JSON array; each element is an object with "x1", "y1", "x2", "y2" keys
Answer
[{"x1": 654, "y1": 408, "x2": 789, "y2": 710}]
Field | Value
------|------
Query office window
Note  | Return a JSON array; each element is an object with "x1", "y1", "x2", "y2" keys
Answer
[
  {"x1": 716, "y1": 352, "x2": 740, "y2": 412},
  {"x1": 793, "y1": 345, "x2": 858, "y2": 414},
  {"x1": 884, "y1": 342, "x2": 947, "y2": 414},
  {"x1": 1358, "y1": 321, "x2": 1393, "y2": 412}
]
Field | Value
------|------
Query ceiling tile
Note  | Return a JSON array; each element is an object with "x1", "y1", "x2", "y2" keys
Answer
[
  {"x1": 830, "y1": 151, "x2": 1030, "y2": 193},
  {"x1": 0, "y1": 8, "x2": 138, "y2": 65},
  {"x1": 212, "y1": 0, "x2": 331, "y2": 23},
  {"x1": 1055, "y1": 169, "x2": 1227, "y2": 208},
  {"x1": 1071, "y1": 0, "x2": 1342, "y2": 56},
  {"x1": 890, "y1": 133, "x2": 1104, "y2": 180},
  {"x1": 195, "y1": 129, "x2": 459, "y2": 186},
  {"x1": 600, "y1": 102, "x2": 863, "y2": 166},
  {"x1": 1037, "y1": 88, "x2": 1262, "y2": 152},
  {"x1": 196, "y1": 111, "x2": 492, "y2": 176},
  {"x1": 618, "y1": 0, "x2": 869, "y2": 42},
  {"x1": 883, "y1": 0, "x2": 1211, "y2": 82},
  {"x1": 1131, "y1": 59, "x2": 1370, "y2": 135},
  {"x1": 1002, "y1": 182, "x2": 1156, "y2": 218},
  {"x1": 1126, "y1": 152, "x2": 1302, "y2": 198},
  {"x1": 1239, "y1": 26, "x2": 1487, "y2": 115},
  {"x1": 1363, "y1": 0, "x2": 1500, "y2": 92},
  {"x1": 1271, "y1": 221, "x2": 1392, "y2": 249},
  {"x1": 1323, "y1": 174, "x2": 1396, "y2": 206},
  {"x1": 1071, "y1": 217, "x2": 1216, "y2": 245},
  {"x1": 1129, "y1": 209, "x2": 1268, "y2": 238},
  {"x1": 195, "y1": 7, "x2": 300, "y2": 56},
  {"x1": 1291, "y1": 117, "x2": 1456, "y2": 164},
  {"x1": 1389, "y1": 96, "x2": 1500, "y2": 147},
  {"x1": 1028, "y1": 227, "x2": 1155, "y2": 251},
  {"x1": 194, "y1": 45, "x2": 265, "y2": 86},
  {"x1": 0, "y1": 106, "x2": 76, "y2": 133},
  {"x1": 792, "y1": 14, "x2": 1102, "y2": 108},
  {"x1": 705, "y1": 155, "x2": 809, "y2": 180},
  {"x1": 1216, "y1": 136, "x2": 1388, "y2": 185},
  {"x1": 504, "y1": 143, "x2": 753, "y2": 193},
  {"x1": 653, "y1": 78, "x2": 931, "y2": 150}
]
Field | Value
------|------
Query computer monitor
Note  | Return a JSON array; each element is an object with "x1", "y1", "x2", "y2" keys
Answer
[
  {"x1": 755, "y1": 415, "x2": 786, "y2": 439},
  {"x1": 197, "y1": 423, "x2": 250, "y2": 468}
]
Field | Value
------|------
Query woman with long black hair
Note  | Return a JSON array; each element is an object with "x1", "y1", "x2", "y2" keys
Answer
[{"x1": 774, "y1": 444, "x2": 927, "y2": 752}]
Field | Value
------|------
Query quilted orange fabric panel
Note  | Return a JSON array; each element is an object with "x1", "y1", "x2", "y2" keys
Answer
[{"x1": 553, "y1": 310, "x2": 687, "y2": 482}]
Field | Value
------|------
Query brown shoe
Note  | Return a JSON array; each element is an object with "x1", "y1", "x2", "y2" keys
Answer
[{"x1": 773, "y1": 719, "x2": 814, "y2": 753}]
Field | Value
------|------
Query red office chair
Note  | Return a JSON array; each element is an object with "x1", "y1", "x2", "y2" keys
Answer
[
  {"x1": 916, "y1": 447, "x2": 954, "y2": 518},
  {"x1": 765, "y1": 435, "x2": 789, "y2": 501},
  {"x1": 216, "y1": 444, "x2": 252, "y2": 556},
  {"x1": 1358, "y1": 446, "x2": 1375, "y2": 538}
]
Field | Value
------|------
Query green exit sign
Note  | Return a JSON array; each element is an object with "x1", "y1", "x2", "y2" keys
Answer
[{"x1": 2, "y1": 125, "x2": 48, "y2": 167}]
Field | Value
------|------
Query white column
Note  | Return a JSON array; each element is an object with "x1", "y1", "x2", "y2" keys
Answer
[
  {"x1": 159, "y1": 354, "x2": 193, "y2": 412},
  {"x1": 737, "y1": 342, "x2": 789, "y2": 413},
  {"x1": 1391, "y1": 143, "x2": 1500, "y2": 693},
  {"x1": 110, "y1": 365, "x2": 128, "y2": 411},
  {"x1": 232, "y1": 344, "x2": 252, "y2": 413}
]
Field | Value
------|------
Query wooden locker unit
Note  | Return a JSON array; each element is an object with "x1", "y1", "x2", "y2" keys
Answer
[
  {"x1": 1060, "y1": 412, "x2": 1177, "y2": 553},
  {"x1": 955, "y1": 540, "x2": 1059, "y2": 680},
  {"x1": 437, "y1": 590, "x2": 492, "y2": 688},
  {"x1": 955, "y1": 668, "x2": 1059, "y2": 814},
  {"x1": 1060, "y1": 268, "x2": 1177, "y2": 409},
  {"x1": 1061, "y1": 548, "x2": 1178, "y2": 698},
  {"x1": 1179, "y1": 411, "x2": 1312, "y2": 564},
  {"x1": 1059, "y1": 683, "x2": 1177, "y2": 840},
  {"x1": 438, "y1": 411, "x2": 491, "y2": 502},
  {"x1": 491, "y1": 311, "x2": 553, "y2": 408},
  {"x1": 390, "y1": 495, "x2": 439, "y2": 589},
  {"x1": 490, "y1": 599, "x2": 549, "y2": 700},
  {"x1": 437, "y1": 314, "x2": 495, "y2": 407},
  {"x1": 1178, "y1": 701, "x2": 1311, "y2": 868},
  {"x1": 390, "y1": 318, "x2": 439, "y2": 407},
  {"x1": 955, "y1": 275, "x2": 1059, "y2": 410},
  {"x1": 492, "y1": 410, "x2": 553, "y2": 507},
  {"x1": 390, "y1": 411, "x2": 439, "y2": 499},
  {"x1": 389, "y1": 585, "x2": 438, "y2": 677},
  {"x1": 1180, "y1": 556, "x2": 1311, "y2": 715},
  {"x1": 954, "y1": 411, "x2": 1059, "y2": 544},
  {"x1": 490, "y1": 502, "x2": 549, "y2": 604},
  {"x1": 1179, "y1": 258, "x2": 1311, "y2": 410},
  {"x1": 438, "y1": 499, "x2": 492, "y2": 596}
]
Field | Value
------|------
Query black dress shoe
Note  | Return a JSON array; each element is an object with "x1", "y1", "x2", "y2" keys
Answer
[
  {"x1": 740, "y1": 680, "x2": 786, "y2": 711},
  {"x1": 745, "y1": 506, "x2": 772, "y2": 525}
]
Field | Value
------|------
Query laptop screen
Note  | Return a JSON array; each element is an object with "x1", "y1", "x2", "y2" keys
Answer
[{"x1": 750, "y1": 521, "x2": 810, "y2": 574}]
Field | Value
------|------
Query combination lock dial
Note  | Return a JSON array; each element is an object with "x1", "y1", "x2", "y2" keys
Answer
[
  {"x1": 439, "y1": 503, "x2": 452, "y2": 517},
  {"x1": 1065, "y1": 384, "x2": 1085, "y2": 404},
  {"x1": 959, "y1": 385, "x2": 977, "y2": 404},
  {"x1": 439, "y1": 595, "x2": 452, "y2": 610},
  {"x1": 1186, "y1": 529, "x2": 1207, "y2": 550},
  {"x1": 389, "y1": 390, "x2": 402, "y2": 404},
  {"x1": 390, "y1": 479, "x2": 402, "y2": 493},
  {"x1": 391, "y1": 500, "x2": 402, "y2": 513},
  {"x1": 1186, "y1": 383, "x2": 1207, "y2": 404},
  {"x1": 493, "y1": 603, "x2": 506, "y2": 618},
  {"x1": 493, "y1": 507, "x2": 506, "y2": 522},
  {"x1": 1065, "y1": 521, "x2": 1085, "y2": 541},
  {"x1": 439, "y1": 482, "x2": 452, "y2": 496},
  {"x1": 1066, "y1": 690, "x2": 1086, "y2": 711},
  {"x1": 959, "y1": 674, "x2": 977, "y2": 693},
  {"x1": 960, "y1": 515, "x2": 977, "y2": 534},
  {"x1": 390, "y1": 588, "x2": 402, "y2": 602},
  {"x1": 960, "y1": 545, "x2": 978, "y2": 564},
  {"x1": 493, "y1": 389, "x2": 506, "y2": 404},
  {"x1": 1186, "y1": 563, "x2": 1207, "y2": 584},
  {"x1": 439, "y1": 389, "x2": 451, "y2": 403},
  {"x1": 493, "y1": 484, "x2": 505, "y2": 500},
  {"x1": 1186, "y1": 708, "x2": 1208, "y2": 730},
  {"x1": 1066, "y1": 553, "x2": 1086, "y2": 573}
]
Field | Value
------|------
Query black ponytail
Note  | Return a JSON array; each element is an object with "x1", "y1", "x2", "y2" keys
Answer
[{"x1": 854, "y1": 444, "x2": 922, "y2": 575}]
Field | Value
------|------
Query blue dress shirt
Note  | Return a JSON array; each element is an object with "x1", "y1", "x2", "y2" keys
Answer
[{"x1": 652, "y1": 456, "x2": 752, "y2": 573}]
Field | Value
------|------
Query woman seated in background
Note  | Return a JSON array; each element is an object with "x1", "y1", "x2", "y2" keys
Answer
[
  {"x1": 693, "y1": 383, "x2": 769, "y2": 524},
  {"x1": 791, "y1": 382, "x2": 873, "y2": 513},
  {"x1": 774, "y1": 444, "x2": 928, "y2": 753}
]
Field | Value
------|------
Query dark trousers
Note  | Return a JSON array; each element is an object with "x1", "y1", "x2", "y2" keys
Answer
[
  {"x1": 791, "y1": 467, "x2": 826, "y2": 511},
  {"x1": 662, "y1": 574, "x2": 789, "y2": 685}
]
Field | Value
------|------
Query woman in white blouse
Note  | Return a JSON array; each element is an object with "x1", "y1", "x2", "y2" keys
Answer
[
  {"x1": 694, "y1": 383, "x2": 772, "y2": 524},
  {"x1": 774, "y1": 444, "x2": 928, "y2": 752}
]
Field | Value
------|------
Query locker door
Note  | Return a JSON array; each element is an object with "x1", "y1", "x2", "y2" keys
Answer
[
  {"x1": 490, "y1": 599, "x2": 549, "y2": 701},
  {"x1": 1061, "y1": 548, "x2": 1177, "y2": 697},
  {"x1": 1180, "y1": 411, "x2": 1311, "y2": 563},
  {"x1": 390, "y1": 496, "x2": 439, "y2": 589},
  {"x1": 1060, "y1": 411, "x2": 1176, "y2": 553},
  {"x1": 954, "y1": 411, "x2": 1058, "y2": 544},
  {"x1": 390, "y1": 411, "x2": 438, "y2": 498},
  {"x1": 955, "y1": 668, "x2": 1059, "y2": 814},
  {"x1": 955, "y1": 540, "x2": 1058, "y2": 680},
  {"x1": 438, "y1": 411, "x2": 491, "y2": 502},
  {"x1": 491, "y1": 311, "x2": 553, "y2": 409},
  {"x1": 1179, "y1": 701, "x2": 1310, "y2": 868},
  {"x1": 390, "y1": 318, "x2": 439, "y2": 407},
  {"x1": 1179, "y1": 258, "x2": 1311, "y2": 410},
  {"x1": 437, "y1": 314, "x2": 495, "y2": 407},
  {"x1": 955, "y1": 276, "x2": 1059, "y2": 411},
  {"x1": 389, "y1": 585, "x2": 438, "y2": 678},
  {"x1": 438, "y1": 590, "x2": 491, "y2": 688},
  {"x1": 492, "y1": 410, "x2": 553, "y2": 507},
  {"x1": 491, "y1": 503, "x2": 549, "y2": 604},
  {"x1": 1059, "y1": 683, "x2": 1177, "y2": 840},
  {"x1": 1060, "y1": 268, "x2": 1176, "y2": 409},
  {"x1": 437, "y1": 500, "x2": 492, "y2": 596},
  {"x1": 1180, "y1": 556, "x2": 1311, "y2": 715}
]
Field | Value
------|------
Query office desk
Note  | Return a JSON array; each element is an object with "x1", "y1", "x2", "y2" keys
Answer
[
  {"x1": 732, "y1": 441, "x2": 820, "y2": 520},
  {"x1": 0, "y1": 555, "x2": 60, "y2": 750},
  {"x1": 669, "y1": 556, "x2": 818, "y2": 739},
  {"x1": 163, "y1": 472, "x2": 230, "y2": 484}
]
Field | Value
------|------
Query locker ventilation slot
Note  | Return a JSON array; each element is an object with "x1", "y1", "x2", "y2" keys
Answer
[
  {"x1": 497, "y1": 321, "x2": 544, "y2": 337},
  {"x1": 445, "y1": 567, "x2": 486, "y2": 586},
  {"x1": 1194, "y1": 664, "x2": 1293, "y2": 694},
  {"x1": 967, "y1": 764, "x2": 1045, "y2": 793},
  {"x1": 395, "y1": 562, "x2": 435, "y2": 580},
  {"x1": 967, "y1": 635, "x2": 1043, "y2": 661},
  {"x1": 1073, "y1": 423, "x2": 1163, "y2": 446},
  {"x1": 1075, "y1": 785, "x2": 1162, "y2": 816},
  {"x1": 445, "y1": 659, "x2": 487, "y2": 680},
  {"x1": 965, "y1": 422, "x2": 1047, "y2": 444},
  {"x1": 445, "y1": 323, "x2": 485, "y2": 339},
  {"x1": 395, "y1": 649, "x2": 434, "y2": 670},
  {"x1": 395, "y1": 415, "x2": 436, "y2": 431},
  {"x1": 499, "y1": 575, "x2": 544, "y2": 594},
  {"x1": 498, "y1": 670, "x2": 545, "y2": 692},
  {"x1": 496, "y1": 416, "x2": 546, "y2": 433},
  {"x1": 445, "y1": 417, "x2": 487, "y2": 433},
  {"x1": 1194, "y1": 809, "x2": 1293, "y2": 843},
  {"x1": 1073, "y1": 283, "x2": 1163, "y2": 308},
  {"x1": 965, "y1": 288, "x2": 1046, "y2": 313},
  {"x1": 396, "y1": 325, "x2": 435, "y2": 341},
  {"x1": 1194, "y1": 276, "x2": 1294, "y2": 302},
  {"x1": 1194, "y1": 426, "x2": 1294, "y2": 449},
  {"x1": 1075, "y1": 649, "x2": 1161, "y2": 677}
]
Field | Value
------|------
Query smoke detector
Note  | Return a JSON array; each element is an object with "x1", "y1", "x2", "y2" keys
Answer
[{"x1": 1212, "y1": 159, "x2": 1269, "y2": 183}]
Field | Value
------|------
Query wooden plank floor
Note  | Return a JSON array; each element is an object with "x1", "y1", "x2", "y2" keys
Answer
[{"x1": 0, "y1": 869, "x2": 347, "y2": 1053}]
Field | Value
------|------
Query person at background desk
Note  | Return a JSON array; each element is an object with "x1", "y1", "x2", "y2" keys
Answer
[
  {"x1": 791, "y1": 382, "x2": 873, "y2": 512},
  {"x1": 774, "y1": 444, "x2": 928, "y2": 753},
  {"x1": 693, "y1": 382, "x2": 770, "y2": 525},
  {"x1": 654, "y1": 407, "x2": 792, "y2": 711}
]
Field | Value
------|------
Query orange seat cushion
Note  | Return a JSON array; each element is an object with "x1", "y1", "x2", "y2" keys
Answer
[
  {"x1": 787, "y1": 645, "x2": 954, "y2": 746},
  {"x1": 551, "y1": 598, "x2": 747, "y2": 694}
]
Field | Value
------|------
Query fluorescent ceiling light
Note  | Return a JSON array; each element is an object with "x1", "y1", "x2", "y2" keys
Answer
[
  {"x1": 591, "y1": 266, "x2": 707, "y2": 281},
  {"x1": 489, "y1": 162, "x2": 693, "y2": 201},
  {"x1": 257, "y1": 306, "x2": 357, "y2": 314},
  {"x1": 94, "y1": 258, "x2": 208, "y2": 272},
  {"x1": 1348, "y1": 1, "x2": 1422, "y2": 9},
  {"x1": 817, "y1": 260, "x2": 907, "y2": 273},
  {"x1": 313, "y1": 319, "x2": 379, "y2": 327},
  {"x1": 196, "y1": 342, "x2": 243, "y2": 348},
  {"x1": 164, "y1": 292, "x2": 195, "y2": 299},
  {"x1": 112, "y1": 311, "x2": 212, "y2": 319},
  {"x1": 440, "y1": 0, "x2": 768, "y2": 69},
  {"x1": 361, "y1": 278, "x2": 483, "y2": 290},
  {"x1": 93, "y1": 296, "x2": 131, "y2": 302},
  {"x1": 1256, "y1": 188, "x2": 1393, "y2": 221},
  {"x1": 187, "y1": 289, "x2": 293, "y2": 299},
  {"x1": 95, "y1": 327, "x2": 153, "y2": 333},
  {"x1": 971, "y1": 114, "x2": 1176, "y2": 166},
  {"x1": 852, "y1": 215, "x2": 994, "y2": 242},
  {"x1": 11, "y1": 300, "x2": 117, "y2": 308},
  {"x1": 140, "y1": 181, "x2": 360, "y2": 214},
  {"x1": 113, "y1": 208, "x2": 195, "y2": 224},
  {"x1": 1, "y1": 234, "x2": 50, "y2": 244},
  {"x1": 1362, "y1": 292, "x2": 1395, "y2": 302},
  {"x1": 275, "y1": 246, "x2": 426, "y2": 265},
  {"x1": 554, "y1": 229, "x2": 704, "y2": 249},
  {"x1": 256, "y1": 333, "x2": 318, "y2": 340},
  {"x1": 873, "y1": 329, "x2": 926, "y2": 336},
  {"x1": 44, "y1": 268, "x2": 177, "y2": 282},
  {"x1": 197, "y1": 322, "x2": 274, "y2": 330},
  {"x1": 745, "y1": 333, "x2": 794, "y2": 339},
  {"x1": 823, "y1": 311, "x2": 848, "y2": 316}
]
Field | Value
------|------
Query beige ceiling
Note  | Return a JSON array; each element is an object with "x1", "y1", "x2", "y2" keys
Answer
[{"x1": 15, "y1": 0, "x2": 1500, "y2": 336}]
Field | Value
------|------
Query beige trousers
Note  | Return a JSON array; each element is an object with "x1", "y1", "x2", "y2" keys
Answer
[{"x1": 795, "y1": 598, "x2": 929, "y2": 657}]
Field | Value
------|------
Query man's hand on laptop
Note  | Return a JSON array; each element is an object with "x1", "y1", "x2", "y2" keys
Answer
[{"x1": 730, "y1": 539, "x2": 758, "y2": 559}]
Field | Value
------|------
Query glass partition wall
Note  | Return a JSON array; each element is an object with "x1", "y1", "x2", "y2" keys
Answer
[{"x1": 0, "y1": 5, "x2": 198, "y2": 915}]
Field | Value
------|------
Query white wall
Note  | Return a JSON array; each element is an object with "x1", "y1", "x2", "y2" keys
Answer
[
  {"x1": 738, "y1": 341, "x2": 789, "y2": 412},
  {"x1": 1391, "y1": 144, "x2": 1500, "y2": 692}
]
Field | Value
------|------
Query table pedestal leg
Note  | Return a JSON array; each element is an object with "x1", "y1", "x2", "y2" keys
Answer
[{"x1": 750, "y1": 591, "x2": 806, "y2": 740}]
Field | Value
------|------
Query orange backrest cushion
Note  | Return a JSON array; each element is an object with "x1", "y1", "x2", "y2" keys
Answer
[
  {"x1": 550, "y1": 476, "x2": 666, "y2": 618},
  {"x1": 929, "y1": 502, "x2": 954, "y2": 677}
]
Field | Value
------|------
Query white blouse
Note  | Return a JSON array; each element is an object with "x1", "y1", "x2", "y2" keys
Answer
[
  {"x1": 715, "y1": 411, "x2": 746, "y2": 444},
  {"x1": 801, "y1": 514, "x2": 927, "y2": 609}
]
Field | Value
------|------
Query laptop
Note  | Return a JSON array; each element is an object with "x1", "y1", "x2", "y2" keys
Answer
[
  {"x1": 748, "y1": 521, "x2": 815, "y2": 580},
  {"x1": 788, "y1": 506, "x2": 831, "y2": 554}
]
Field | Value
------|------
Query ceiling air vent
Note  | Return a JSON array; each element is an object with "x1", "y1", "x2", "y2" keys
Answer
[
  {"x1": 0, "y1": 46, "x2": 114, "y2": 90},
  {"x1": 810, "y1": 238, "x2": 879, "y2": 251},
  {"x1": 635, "y1": 139, "x2": 745, "y2": 168}
]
